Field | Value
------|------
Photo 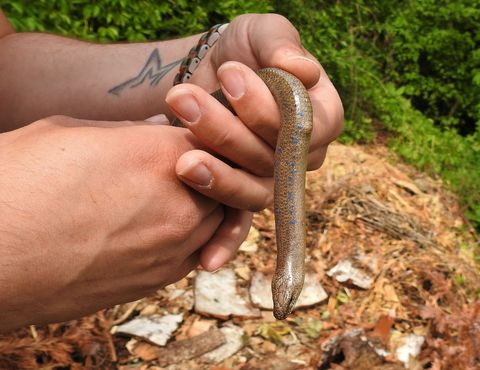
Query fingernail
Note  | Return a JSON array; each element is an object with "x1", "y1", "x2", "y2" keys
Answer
[
  {"x1": 204, "y1": 257, "x2": 224, "y2": 272},
  {"x1": 177, "y1": 159, "x2": 212, "y2": 187},
  {"x1": 218, "y1": 64, "x2": 245, "y2": 99},
  {"x1": 286, "y1": 52, "x2": 321, "y2": 73},
  {"x1": 206, "y1": 264, "x2": 222, "y2": 273},
  {"x1": 165, "y1": 88, "x2": 201, "y2": 124}
]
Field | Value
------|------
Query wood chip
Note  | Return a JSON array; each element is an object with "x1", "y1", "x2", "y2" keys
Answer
[
  {"x1": 393, "y1": 179, "x2": 421, "y2": 195},
  {"x1": 130, "y1": 341, "x2": 159, "y2": 362},
  {"x1": 154, "y1": 328, "x2": 225, "y2": 366},
  {"x1": 239, "y1": 226, "x2": 260, "y2": 252},
  {"x1": 234, "y1": 265, "x2": 251, "y2": 281},
  {"x1": 202, "y1": 324, "x2": 245, "y2": 363},
  {"x1": 187, "y1": 318, "x2": 217, "y2": 338}
]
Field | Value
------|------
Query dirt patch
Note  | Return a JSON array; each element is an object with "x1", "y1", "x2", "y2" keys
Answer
[{"x1": 1, "y1": 143, "x2": 478, "y2": 369}]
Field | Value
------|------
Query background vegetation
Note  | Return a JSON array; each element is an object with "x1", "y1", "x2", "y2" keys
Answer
[{"x1": 1, "y1": 0, "x2": 479, "y2": 236}]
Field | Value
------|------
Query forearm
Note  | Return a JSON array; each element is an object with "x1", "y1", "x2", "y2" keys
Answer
[{"x1": 0, "y1": 32, "x2": 201, "y2": 132}]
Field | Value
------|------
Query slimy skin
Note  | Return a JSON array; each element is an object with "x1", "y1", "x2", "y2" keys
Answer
[{"x1": 173, "y1": 68, "x2": 313, "y2": 319}]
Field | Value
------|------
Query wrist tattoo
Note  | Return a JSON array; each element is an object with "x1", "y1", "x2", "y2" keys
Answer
[{"x1": 108, "y1": 48, "x2": 182, "y2": 96}]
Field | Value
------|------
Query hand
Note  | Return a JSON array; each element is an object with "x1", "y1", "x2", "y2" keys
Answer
[
  {"x1": 0, "y1": 115, "x2": 265, "y2": 331},
  {"x1": 165, "y1": 14, "x2": 344, "y2": 267}
]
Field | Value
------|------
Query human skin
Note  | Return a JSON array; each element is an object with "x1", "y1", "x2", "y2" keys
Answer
[{"x1": 0, "y1": 12, "x2": 343, "y2": 331}]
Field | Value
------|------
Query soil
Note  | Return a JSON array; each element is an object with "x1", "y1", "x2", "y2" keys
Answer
[{"x1": 1, "y1": 143, "x2": 478, "y2": 370}]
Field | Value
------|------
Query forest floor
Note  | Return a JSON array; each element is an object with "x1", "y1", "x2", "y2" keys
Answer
[{"x1": 1, "y1": 143, "x2": 479, "y2": 370}]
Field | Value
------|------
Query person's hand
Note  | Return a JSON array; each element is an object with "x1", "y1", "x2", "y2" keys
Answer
[
  {"x1": 165, "y1": 13, "x2": 344, "y2": 267},
  {"x1": 0, "y1": 115, "x2": 270, "y2": 331}
]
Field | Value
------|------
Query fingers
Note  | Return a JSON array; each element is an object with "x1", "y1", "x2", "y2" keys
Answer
[
  {"x1": 168, "y1": 207, "x2": 224, "y2": 283},
  {"x1": 199, "y1": 207, "x2": 253, "y2": 271},
  {"x1": 217, "y1": 62, "x2": 280, "y2": 147},
  {"x1": 176, "y1": 149, "x2": 273, "y2": 212},
  {"x1": 216, "y1": 61, "x2": 343, "y2": 171},
  {"x1": 166, "y1": 84, "x2": 275, "y2": 177}
]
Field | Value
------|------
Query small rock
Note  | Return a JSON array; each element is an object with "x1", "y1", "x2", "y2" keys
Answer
[
  {"x1": 202, "y1": 324, "x2": 245, "y2": 363},
  {"x1": 195, "y1": 269, "x2": 261, "y2": 319},
  {"x1": 139, "y1": 304, "x2": 159, "y2": 316},
  {"x1": 111, "y1": 314, "x2": 183, "y2": 346},
  {"x1": 249, "y1": 271, "x2": 328, "y2": 310},
  {"x1": 169, "y1": 288, "x2": 186, "y2": 300}
]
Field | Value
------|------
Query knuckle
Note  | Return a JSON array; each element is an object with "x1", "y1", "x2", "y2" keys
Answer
[
  {"x1": 247, "y1": 182, "x2": 273, "y2": 212},
  {"x1": 133, "y1": 138, "x2": 178, "y2": 178},
  {"x1": 250, "y1": 190, "x2": 273, "y2": 212},
  {"x1": 152, "y1": 209, "x2": 202, "y2": 246},
  {"x1": 307, "y1": 154, "x2": 327, "y2": 171},
  {"x1": 210, "y1": 127, "x2": 234, "y2": 148},
  {"x1": 266, "y1": 13, "x2": 300, "y2": 39}
]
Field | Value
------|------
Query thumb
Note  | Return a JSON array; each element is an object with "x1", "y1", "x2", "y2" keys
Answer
[{"x1": 247, "y1": 14, "x2": 321, "y2": 89}]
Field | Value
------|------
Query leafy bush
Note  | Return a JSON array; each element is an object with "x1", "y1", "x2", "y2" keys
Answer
[
  {"x1": 0, "y1": 0, "x2": 272, "y2": 41},
  {"x1": 384, "y1": 0, "x2": 480, "y2": 134},
  {"x1": 274, "y1": 0, "x2": 480, "y2": 232},
  {"x1": 1, "y1": 0, "x2": 479, "y2": 232}
]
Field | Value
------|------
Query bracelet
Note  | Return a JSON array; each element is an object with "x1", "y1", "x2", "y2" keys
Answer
[{"x1": 173, "y1": 23, "x2": 229, "y2": 86}]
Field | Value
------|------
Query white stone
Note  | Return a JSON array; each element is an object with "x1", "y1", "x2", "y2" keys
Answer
[
  {"x1": 194, "y1": 269, "x2": 261, "y2": 319},
  {"x1": 327, "y1": 258, "x2": 375, "y2": 289},
  {"x1": 111, "y1": 314, "x2": 183, "y2": 346},
  {"x1": 395, "y1": 334, "x2": 425, "y2": 367}
]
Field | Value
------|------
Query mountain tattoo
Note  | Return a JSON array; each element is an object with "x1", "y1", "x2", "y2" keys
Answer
[{"x1": 109, "y1": 48, "x2": 182, "y2": 96}]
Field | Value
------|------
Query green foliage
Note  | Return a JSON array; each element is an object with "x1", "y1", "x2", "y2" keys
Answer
[
  {"x1": 0, "y1": 0, "x2": 272, "y2": 41},
  {"x1": 1, "y1": 0, "x2": 479, "y2": 232},
  {"x1": 294, "y1": 317, "x2": 323, "y2": 338},
  {"x1": 274, "y1": 0, "x2": 480, "y2": 232},
  {"x1": 256, "y1": 322, "x2": 291, "y2": 345},
  {"x1": 384, "y1": 0, "x2": 480, "y2": 133}
]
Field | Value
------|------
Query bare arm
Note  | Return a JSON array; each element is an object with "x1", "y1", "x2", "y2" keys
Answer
[{"x1": 0, "y1": 10, "x2": 201, "y2": 132}]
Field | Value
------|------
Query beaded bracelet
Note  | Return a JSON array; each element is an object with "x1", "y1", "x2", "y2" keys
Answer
[{"x1": 173, "y1": 23, "x2": 229, "y2": 86}]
